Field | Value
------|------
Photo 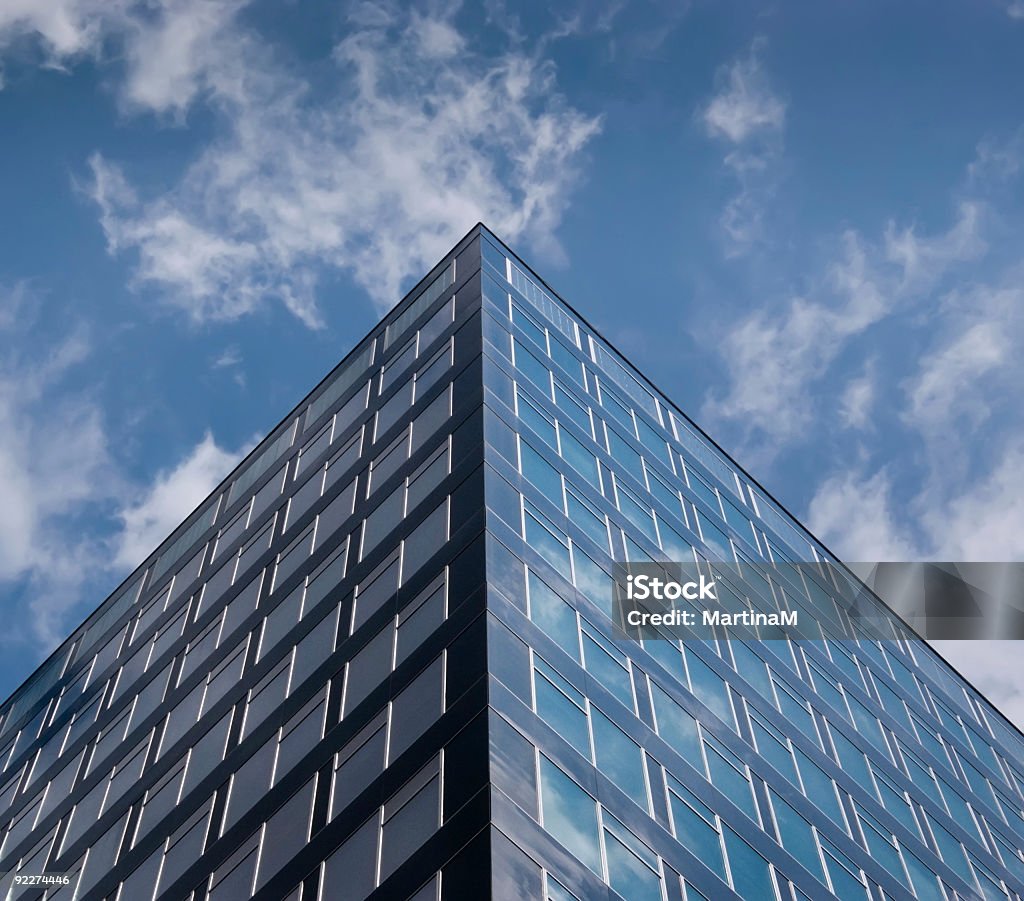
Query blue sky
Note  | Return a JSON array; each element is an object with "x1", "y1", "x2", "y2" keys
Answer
[{"x1": 1, "y1": 0, "x2": 1023, "y2": 724}]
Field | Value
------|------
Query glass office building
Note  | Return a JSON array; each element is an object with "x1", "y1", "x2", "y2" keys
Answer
[{"x1": 0, "y1": 225, "x2": 1022, "y2": 900}]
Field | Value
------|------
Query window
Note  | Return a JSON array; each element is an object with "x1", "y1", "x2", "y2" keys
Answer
[
  {"x1": 331, "y1": 715, "x2": 387, "y2": 820},
  {"x1": 516, "y1": 388, "x2": 557, "y2": 447},
  {"x1": 325, "y1": 429, "x2": 362, "y2": 492},
  {"x1": 352, "y1": 552, "x2": 400, "y2": 633},
  {"x1": 722, "y1": 827, "x2": 774, "y2": 899},
  {"x1": 539, "y1": 756, "x2": 602, "y2": 875},
  {"x1": 533, "y1": 658, "x2": 589, "y2": 757},
  {"x1": 413, "y1": 339, "x2": 453, "y2": 402},
  {"x1": 667, "y1": 774, "x2": 725, "y2": 880},
  {"x1": 254, "y1": 777, "x2": 315, "y2": 890},
  {"x1": 520, "y1": 439, "x2": 563, "y2": 501},
  {"x1": 361, "y1": 484, "x2": 405, "y2": 561},
  {"x1": 685, "y1": 649, "x2": 733, "y2": 728},
  {"x1": 388, "y1": 655, "x2": 443, "y2": 764},
  {"x1": 794, "y1": 748, "x2": 845, "y2": 829},
  {"x1": 605, "y1": 426, "x2": 643, "y2": 479},
  {"x1": 770, "y1": 790, "x2": 824, "y2": 882},
  {"x1": 615, "y1": 479, "x2": 658, "y2": 544},
  {"x1": 856, "y1": 805, "x2": 908, "y2": 886},
  {"x1": 558, "y1": 425, "x2": 599, "y2": 487},
  {"x1": 514, "y1": 338, "x2": 552, "y2": 394},
  {"x1": 554, "y1": 383, "x2": 591, "y2": 435},
  {"x1": 581, "y1": 624, "x2": 633, "y2": 711},
  {"x1": 418, "y1": 297, "x2": 454, "y2": 352},
  {"x1": 592, "y1": 708, "x2": 647, "y2": 810},
  {"x1": 344, "y1": 624, "x2": 394, "y2": 716},
  {"x1": 396, "y1": 577, "x2": 446, "y2": 666},
  {"x1": 368, "y1": 429, "x2": 410, "y2": 496},
  {"x1": 407, "y1": 440, "x2": 450, "y2": 512},
  {"x1": 381, "y1": 336, "x2": 417, "y2": 393},
  {"x1": 527, "y1": 570, "x2": 578, "y2": 660},
  {"x1": 703, "y1": 734, "x2": 756, "y2": 820},
  {"x1": 321, "y1": 814, "x2": 377, "y2": 898},
  {"x1": 524, "y1": 502, "x2": 571, "y2": 579},
  {"x1": 651, "y1": 681, "x2": 700, "y2": 763},
  {"x1": 411, "y1": 386, "x2": 452, "y2": 454},
  {"x1": 402, "y1": 498, "x2": 449, "y2": 583},
  {"x1": 380, "y1": 757, "x2": 441, "y2": 879},
  {"x1": 602, "y1": 812, "x2": 663, "y2": 901}
]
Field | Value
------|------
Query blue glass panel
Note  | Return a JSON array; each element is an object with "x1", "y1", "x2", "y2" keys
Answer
[
  {"x1": 651, "y1": 682, "x2": 701, "y2": 764},
  {"x1": 592, "y1": 708, "x2": 647, "y2": 810},
  {"x1": 528, "y1": 571, "x2": 579, "y2": 661},
  {"x1": 723, "y1": 827, "x2": 774, "y2": 899},
  {"x1": 535, "y1": 666, "x2": 589, "y2": 758},
  {"x1": 668, "y1": 780, "x2": 725, "y2": 881},
  {"x1": 604, "y1": 829, "x2": 663, "y2": 901},
  {"x1": 539, "y1": 757, "x2": 602, "y2": 875},
  {"x1": 521, "y1": 441, "x2": 563, "y2": 502}
]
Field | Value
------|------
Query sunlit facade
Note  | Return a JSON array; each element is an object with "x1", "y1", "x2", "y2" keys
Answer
[{"x1": 0, "y1": 226, "x2": 1021, "y2": 900}]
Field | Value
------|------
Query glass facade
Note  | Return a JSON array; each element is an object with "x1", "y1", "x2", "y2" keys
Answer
[{"x1": 0, "y1": 225, "x2": 1021, "y2": 900}]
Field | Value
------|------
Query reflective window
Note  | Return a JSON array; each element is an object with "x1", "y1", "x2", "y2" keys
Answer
[
  {"x1": 667, "y1": 774, "x2": 725, "y2": 880},
  {"x1": 533, "y1": 658, "x2": 589, "y2": 757},
  {"x1": 592, "y1": 708, "x2": 647, "y2": 810},
  {"x1": 539, "y1": 756, "x2": 602, "y2": 875},
  {"x1": 380, "y1": 757, "x2": 441, "y2": 879},
  {"x1": 527, "y1": 570, "x2": 578, "y2": 660},
  {"x1": 603, "y1": 812, "x2": 663, "y2": 901}
]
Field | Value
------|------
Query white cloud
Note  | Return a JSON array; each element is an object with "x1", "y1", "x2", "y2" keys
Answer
[
  {"x1": 700, "y1": 40, "x2": 785, "y2": 256},
  {"x1": 806, "y1": 469, "x2": 918, "y2": 562},
  {"x1": 923, "y1": 444, "x2": 1024, "y2": 562},
  {"x1": 705, "y1": 200, "x2": 996, "y2": 450},
  {"x1": 839, "y1": 362, "x2": 875, "y2": 430},
  {"x1": 1007, "y1": 0, "x2": 1024, "y2": 19},
  {"x1": 967, "y1": 130, "x2": 1024, "y2": 185},
  {"x1": 884, "y1": 201, "x2": 986, "y2": 293},
  {"x1": 0, "y1": 286, "x2": 120, "y2": 647},
  {"x1": 114, "y1": 431, "x2": 245, "y2": 568},
  {"x1": 928, "y1": 641, "x2": 1024, "y2": 729},
  {"x1": 120, "y1": 0, "x2": 246, "y2": 116},
  {"x1": 0, "y1": 285, "x2": 246, "y2": 655},
  {"x1": 0, "y1": 0, "x2": 242, "y2": 117},
  {"x1": 807, "y1": 438, "x2": 1024, "y2": 563},
  {"x1": 701, "y1": 40, "x2": 784, "y2": 143},
  {"x1": 900, "y1": 278, "x2": 1023, "y2": 486},
  {"x1": 704, "y1": 231, "x2": 886, "y2": 444},
  {"x1": 212, "y1": 345, "x2": 241, "y2": 369},
  {"x1": 0, "y1": 0, "x2": 129, "y2": 62},
  {"x1": 78, "y1": 4, "x2": 601, "y2": 323},
  {"x1": 903, "y1": 319, "x2": 1009, "y2": 433}
]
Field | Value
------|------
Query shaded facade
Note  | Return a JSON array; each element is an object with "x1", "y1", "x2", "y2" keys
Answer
[{"x1": 0, "y1": 225, "x2": 1022, "y2": 900}]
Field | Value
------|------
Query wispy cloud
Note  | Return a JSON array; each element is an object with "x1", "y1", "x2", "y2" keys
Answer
[
  {"x1": 700, "y1": 39, "x2": 786, "y2": 254},
  {"x1": 114, "y1": 431, "x2": 246, "y2": 568},
  {"x1": 838, "y1": 360, "x2": 876, "y2": 430},
  {"x1": 806, "y1": 468, "x2": 918, "y2": 562},
  {"x1": 68, "y1": 3, "x2": 601, "y2": 324},
  {"x1": 884, "y1": 200, "x2": 986, "y2": 293},
  {"x1": 0, "y1": 284, "x2": 120, "y2": 646},
  {"x1": 704, "y1": 200, "x2": 987, "y2": 451},
  {"x1": 701, "y1": 40, "x2": 784, "y2": 143},
  {"x1": 967, "y1": 129, "x2": 1024, "y2": 185},
  {"x1": 703, "y1": 230, "x2": 887, "y2": 446},
  {"x1": 0, "y1": 0, "x2": 243, "y2": 116},
  {"x1": 0, "y1": 284, "x2": 245, "y2": 656}
]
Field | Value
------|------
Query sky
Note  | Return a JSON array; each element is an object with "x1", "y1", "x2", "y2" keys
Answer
[{"x1": 0, "y1": 0, "x2": 1023, "y2": 728}]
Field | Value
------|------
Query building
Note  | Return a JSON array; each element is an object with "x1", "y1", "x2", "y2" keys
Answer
[{"x1": 0, "y1": 224, "x2": 1022, "y2": 900}]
